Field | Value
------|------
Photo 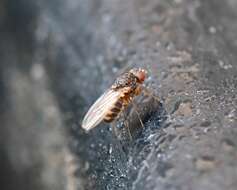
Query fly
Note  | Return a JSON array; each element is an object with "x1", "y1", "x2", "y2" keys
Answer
[{"x1": 81, "y1": 68, "x2": 157, "y2": 133}]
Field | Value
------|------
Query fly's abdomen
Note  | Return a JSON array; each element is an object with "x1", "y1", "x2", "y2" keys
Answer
[{"x1": 103, "y1": 99, "x2": 123, "y2": 123}]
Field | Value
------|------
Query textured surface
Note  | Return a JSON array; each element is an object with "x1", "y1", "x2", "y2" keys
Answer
[{"x1": 0, "y1": 0, "x2": 237, "y2": 190}]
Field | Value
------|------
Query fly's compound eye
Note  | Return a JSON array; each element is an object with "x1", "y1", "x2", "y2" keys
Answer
[{"x1": 129, "y1": 68, "x2": 147, "y2": 83}]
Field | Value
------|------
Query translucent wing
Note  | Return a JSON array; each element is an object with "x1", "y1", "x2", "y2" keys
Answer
[{"x1": 82, "y1": 89, "x2": 121, "y2": 131}]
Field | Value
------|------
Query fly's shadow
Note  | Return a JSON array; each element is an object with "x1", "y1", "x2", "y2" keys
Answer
[{"x1": 113, "y1": 94, "x2": 166, "y2": 142}]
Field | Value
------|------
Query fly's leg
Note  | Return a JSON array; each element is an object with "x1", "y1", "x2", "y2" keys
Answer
[
  {"x1": 131, "y1": 102, "x2": 144, "y2": 128},
  {"x1": 141, "y1": 86, "x2": 160, "y2": 103},
  {"x1": 111, "y1": 121, "x2": 117, "y2": 137},
  {"x1": 121, "y1": 111, "x2": 132, "y2": 140}
]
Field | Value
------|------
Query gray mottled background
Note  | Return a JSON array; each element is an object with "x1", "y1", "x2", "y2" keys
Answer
[{"x1": 0, "y1": 0, "x2": 237, "y2": 190}]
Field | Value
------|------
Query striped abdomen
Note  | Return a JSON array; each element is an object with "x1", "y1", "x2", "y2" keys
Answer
[
  {"x1": 103, "y1": 99, "x2": 123, "y2": 123},
  {"x1": 103, "y1": 91, "x2": 133, "y2": 123}
]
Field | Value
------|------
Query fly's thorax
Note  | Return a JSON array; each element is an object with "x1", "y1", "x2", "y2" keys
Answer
[{"x1": 111, "y1": 72, "x2": 139, "y2": 91}]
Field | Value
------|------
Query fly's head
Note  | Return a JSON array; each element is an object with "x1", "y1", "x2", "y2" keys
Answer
[{"x1": 129, "y1": 68, "x2": 147, "y2": 84}]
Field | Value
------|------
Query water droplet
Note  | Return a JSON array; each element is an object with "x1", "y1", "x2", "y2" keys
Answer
[
  {"x1": 209, "y1": 26, "x2": 217, "y2": 34},
  {"x1": 109, "y1": 145, "x2": 113, "y2": 154},
  {"x1": 31, "y1": 63, "x2": 45, "y2": 80}
]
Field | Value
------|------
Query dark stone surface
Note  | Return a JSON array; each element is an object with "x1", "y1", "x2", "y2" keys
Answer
[{"x1": 0, "y1": 0, "x2": 237, "y2": 190}]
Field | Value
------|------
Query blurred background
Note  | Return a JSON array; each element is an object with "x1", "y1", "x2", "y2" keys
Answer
[{"x1": 0, "y1": 0, "x2": 237, "y2": 190}]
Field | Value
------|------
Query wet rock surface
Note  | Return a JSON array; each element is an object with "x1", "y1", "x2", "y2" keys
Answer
[{"x1": 0, "y1": 0, "x2": 237, "y2": 190}]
